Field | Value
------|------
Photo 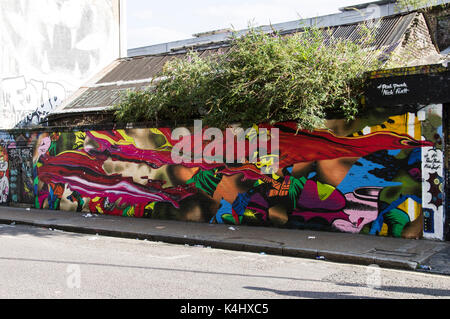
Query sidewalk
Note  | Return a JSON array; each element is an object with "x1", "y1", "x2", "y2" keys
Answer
[{"x1": 0, "y1": 206, "x2": 449, "y2": 275}]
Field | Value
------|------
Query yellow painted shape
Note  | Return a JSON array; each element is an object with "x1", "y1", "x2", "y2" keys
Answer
[
  {"x1": 244, "y1": 209, "x2": 257, "y2": 218},
  {"x1": 379, "y1": 223, "x2": 389, "y2": 236},
  {"x1": 95, "y1": 204, "x2": 104, "y2": 214},
  {"x1": 89, "y1": 130, "x2": 135, "y2": 147},
  {"x1": 255, "y1": 154, "x2": 279, "y2": 172},
  {"x1": 414, "y1": 115, "x2": 421, "y2": 141},
  {"x1": 367, "y1": 113, "x2": 421, "y2": 140},
  {"x1": 246, "y1": 125, "x2": 259, "y2": 142},
  {"x1": 373, "y1": 114, "x2": 408, "y2": 134},
  {"x1": 316, "y1": 181, "x2": 335, "y2": 201},
  {"x1": 398, "y1": 200, "x2": 408, "y2": 218},
  {"x1": 90, "y1": 197, "x2": 104, "y2": 214},
  {"x1": 116, "y1": 130, "x2": 137, "y2": 144},
  {"x1": 57, "y1": 150, "x2": 97, "y2": 160},
  {"x1": 149, "y1": 128, "x2": 173, "y2": 149},
  {"x1": 74, "y1": 131, "x2": 86, "y2": 147},
  {"x1": 415, "y1": 202, "x2": 422, "y2": 220},
  {"x1": 126, "y1": 206, "x2": 135, "y2": 217}
]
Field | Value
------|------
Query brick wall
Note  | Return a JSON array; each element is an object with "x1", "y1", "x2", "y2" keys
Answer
[
  {"x1": 390, "y1": 12, "x2": 442, "y2": 66},
  {"x1": 48, "y1": 111, "x2": 115, "y2": 127},
  {"x1": 425, "y1": 4, "x2": 450, "y2": 52}
]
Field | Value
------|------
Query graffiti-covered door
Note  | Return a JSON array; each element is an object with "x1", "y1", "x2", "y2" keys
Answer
[
  {"x1": 0, "y1": 146, "x2": 8, "y2": 206},
  {"x1": 8, "y1": 148, "x2": 34, "y2": 206}
]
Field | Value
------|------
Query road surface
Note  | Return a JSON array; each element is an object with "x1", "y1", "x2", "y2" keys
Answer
[{"x1": 0, "y1": 224, "x2": 449, "y2": 299}]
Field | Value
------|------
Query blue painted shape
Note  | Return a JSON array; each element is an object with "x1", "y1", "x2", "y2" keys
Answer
[
  {"x1": 407, "y1": 148, "x2": 421, "y2": 165},
  {"x1": 423, "y1": 208, "x2": 434, "y2": 233},
  {"x1": 388, "y1": 150, "x2": 401, "y2": 156},
  {"x1": 307, "y1": 172, "x2": 317, "y2": 179},
  {"x1": 210, "y1": 199, "x2": 232, "y2": 224},
  {"x1": 337, "y1": 158, "x2": 401, "y2": 194},
  {"x1": 232, "y1": 192, "x2": 250, "y2": 216}
]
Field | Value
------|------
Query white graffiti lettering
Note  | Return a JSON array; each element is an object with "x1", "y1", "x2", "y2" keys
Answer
[{"x1": 0, "y1": 76, "x2": 65, "y2": 127}]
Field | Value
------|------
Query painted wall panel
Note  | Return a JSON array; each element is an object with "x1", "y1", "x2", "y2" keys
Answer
[
  {"x1": 0, "y1": 105, "x2": 446, "y2": 240},
  {"x1": 420, "y1": 104, "x2": 445, "y2": 240},
  {"x1": 0, "y1": 0, "x2": 123, "y2": 129},
  {"x1": 0, "y1": 146, "x2": 9, "y2": 204}
]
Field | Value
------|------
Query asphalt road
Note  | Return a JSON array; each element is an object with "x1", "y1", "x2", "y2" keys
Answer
[{"x1": 0, "y1": 224, "x2": 449, "y2": 299}]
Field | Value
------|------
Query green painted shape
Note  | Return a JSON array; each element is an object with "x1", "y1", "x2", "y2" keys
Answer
[
  {"x1": 288, "y1": 176, "x2": 306, "y2": 209},
  {"x1": 384, "y1": 208, "x2": 410, "y2": 238},
  {"x1": 187, "y1": 169, "x2": 222, "y2": 196}
]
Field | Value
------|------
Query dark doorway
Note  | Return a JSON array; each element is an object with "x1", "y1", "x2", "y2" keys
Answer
[{"x1": 8, "y1": 147, "x2": 34, "y2": 207}]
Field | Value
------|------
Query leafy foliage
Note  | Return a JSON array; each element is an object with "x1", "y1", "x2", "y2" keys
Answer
[
  {"x1": 395, "y1": 0, "x2": 439, "y2": 11},
  {"x1": 114, "y1": 26, "x2": 383, "y2": 130}
]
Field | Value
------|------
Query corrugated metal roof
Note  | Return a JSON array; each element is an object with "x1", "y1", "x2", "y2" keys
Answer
[
  {"x1": 51, "y1": 12, "x2": 423, "y2": 116},
  {"x1": 95, "y1": 46, "x2": 230, "y2": 84}
]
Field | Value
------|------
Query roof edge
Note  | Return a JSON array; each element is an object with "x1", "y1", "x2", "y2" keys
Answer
[{"x1": 127, "y1": 0, "x2": 449, "y2": 57}]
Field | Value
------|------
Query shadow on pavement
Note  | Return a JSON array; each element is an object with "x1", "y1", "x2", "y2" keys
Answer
[
  {"x1": 243, "y1": 286, "x2": 381, "y2": 299},
  {"x1": 333, "y1": 281, "x2": 450, "y2": 297}
]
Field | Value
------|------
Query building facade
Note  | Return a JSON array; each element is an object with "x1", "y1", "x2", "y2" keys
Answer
[{"x1": 0, "y1": 0, "x2": 126, "y2": 129}]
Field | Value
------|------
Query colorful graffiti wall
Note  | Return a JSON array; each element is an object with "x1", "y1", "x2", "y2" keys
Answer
[
  {"x1": 0, "y1": 145, "x2": 8, "y2": 204},
  {"x1": 0, "y1": 104, "x2": 446, "y2": 240}
]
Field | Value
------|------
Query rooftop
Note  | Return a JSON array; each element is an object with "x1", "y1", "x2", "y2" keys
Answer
[
  {"x1": 47, "y1": 0, "x2": 449, "y2": 122},
  {"x1": 127, "y1": 0, "x2": 448, "y2": 57}
]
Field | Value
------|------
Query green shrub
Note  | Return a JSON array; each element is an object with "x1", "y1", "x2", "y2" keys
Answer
[{"x1": 114, "y1": 26, "x2": 382, "y2": 130}]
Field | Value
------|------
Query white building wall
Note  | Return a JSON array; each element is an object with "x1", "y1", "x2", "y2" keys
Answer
[{"x1": 0, "y1": 0, "x2": 125, "y2": 128}]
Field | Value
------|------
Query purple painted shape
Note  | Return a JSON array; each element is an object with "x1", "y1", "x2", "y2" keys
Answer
[
  {"x1": 246, "y1": 192, "x2": 269, "y2": 221},
  {"x1": 297, "y1": 180, "x2": 346, "y2": 211},
  {"x1": 291, "y1": 209, "x2": 351, "y2": 224}
]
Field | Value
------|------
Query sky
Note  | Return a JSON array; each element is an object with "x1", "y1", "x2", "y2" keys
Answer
[{"x1": 126, "y1": 0, "x2": 375, "y2": 49}]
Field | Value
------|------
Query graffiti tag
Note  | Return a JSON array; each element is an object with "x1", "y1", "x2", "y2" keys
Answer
[{"x1": 377, "y1": 83, "x2": 410, "y2": 96}]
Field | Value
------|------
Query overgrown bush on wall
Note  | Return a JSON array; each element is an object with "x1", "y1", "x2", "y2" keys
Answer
[
  {"x1": 396, "y1": 0, "x2": 440, "y2": 11},
  {"x1": 114, "y1": 26, "x2": 383, "y2": 131}
]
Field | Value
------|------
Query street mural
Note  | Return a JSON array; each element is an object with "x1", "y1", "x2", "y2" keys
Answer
[
  {"x1": 0, "y1": 104, "x2": 445, "y2": 239},
  {"x1": 0, "y1": 146, "x2": 8, "y2": 204}
]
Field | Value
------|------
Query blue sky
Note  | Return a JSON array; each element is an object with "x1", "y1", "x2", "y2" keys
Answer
[{"x1": 126, "y1": 0, "x2": 374, "y2": 49}]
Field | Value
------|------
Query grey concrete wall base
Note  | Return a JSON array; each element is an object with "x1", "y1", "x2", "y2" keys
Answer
[
  {"x1": 372, "y1": 257, "x2": 418, "y2": 271},
  {"x1": 317, "y1": 250, "x2": 376, "y2": 267},
  {"x1": 281, "y1": 247, "x2": 319, "y2": 259}
]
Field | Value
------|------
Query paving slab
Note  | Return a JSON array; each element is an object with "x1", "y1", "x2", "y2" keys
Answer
[{"x1": 0, "y1": 206, "x2": 448, "y2": 274}]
